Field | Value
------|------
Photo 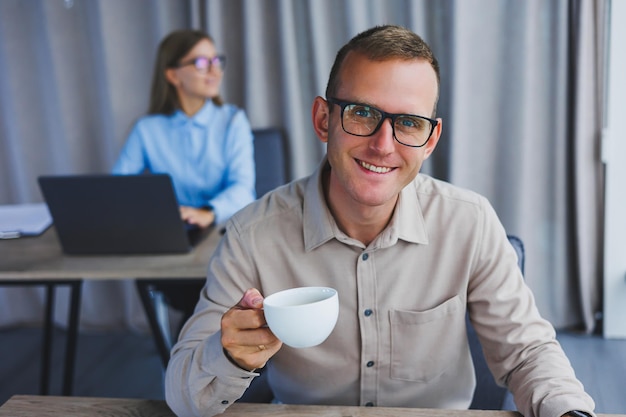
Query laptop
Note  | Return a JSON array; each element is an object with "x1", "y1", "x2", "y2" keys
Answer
[{"x1": 38, "y1": 174, "x2": 207, "y2": 255}]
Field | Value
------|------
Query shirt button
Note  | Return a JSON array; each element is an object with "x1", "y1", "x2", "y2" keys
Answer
[
  {"x1": 362, "y1": 253, "x2": 369, "y2": 261},
  {"x1": 221, "y1": 400, "x2": 229, "y2": 405},
  {"x1": 365, "y1": 402, "x2": 374, "y2": 407},
  {"x1": 364, "y1": 309, "x2": 373, "y2": 317},
  {"x1": 366, "y1": 361, "x2": 375, "y2": 367}
]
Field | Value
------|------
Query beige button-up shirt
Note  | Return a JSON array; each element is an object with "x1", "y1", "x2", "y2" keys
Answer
[{"x1": 166, "y1": 161, "x2": 595, "y2": 417}]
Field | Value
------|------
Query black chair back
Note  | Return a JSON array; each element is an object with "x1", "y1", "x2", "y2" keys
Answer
[{"x1": 253, "y1": 128, "x2": 289, "y2": 197}]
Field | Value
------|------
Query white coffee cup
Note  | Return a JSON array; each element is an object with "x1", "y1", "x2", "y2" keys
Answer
[{"x1": 263, "y1": 286, "x2": 339, "y2": 348}]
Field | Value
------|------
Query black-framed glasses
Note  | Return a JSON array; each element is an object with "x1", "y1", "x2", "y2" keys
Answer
[
  {"x1": 327, "y1": 97, "x2": 438, "y2": 148},
  {"x1": 174, "y1": 55, "x2": 226, "y2": 73}
]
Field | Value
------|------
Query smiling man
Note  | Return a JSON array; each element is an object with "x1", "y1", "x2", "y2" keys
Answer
[
  {"x1": 165, "y1": 25, "x2": 595, "y2": 417},
  {"x1": 316, "y1": 48, "x2": 441, "y2": 245}
]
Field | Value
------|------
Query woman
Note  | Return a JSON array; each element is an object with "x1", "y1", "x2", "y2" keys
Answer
[
  {"x1": 113, "y1": 29, "x2": 256, "y2": 228},
  {"x1": 112, "y1": 30, "x2": 256, "y2": 334}
]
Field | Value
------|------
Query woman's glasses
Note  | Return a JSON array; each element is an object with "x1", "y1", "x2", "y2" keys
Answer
[{"x1": 174, "y1": 55, "x2": 226, "y2": 73}]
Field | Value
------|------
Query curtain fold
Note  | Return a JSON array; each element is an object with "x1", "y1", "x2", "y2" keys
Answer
[
  {"x1": 0, "y1": 0, "x2": 604, "y2": 333},
  {"x1": 445, "y1": 0, "x2": 603, "y2": 330},
  {"x1": 570, "y1": 0, "x2": 605, "y2": 332}
]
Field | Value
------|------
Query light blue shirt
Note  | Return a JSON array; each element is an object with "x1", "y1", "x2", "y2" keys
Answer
[{"x1": 112, "y1": 101, "x2": 256, "y2": 224}]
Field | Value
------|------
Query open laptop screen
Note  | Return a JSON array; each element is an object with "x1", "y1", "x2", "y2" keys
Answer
[{"x1": 38, "y1": 174, "x2": 201, "y2": 255}]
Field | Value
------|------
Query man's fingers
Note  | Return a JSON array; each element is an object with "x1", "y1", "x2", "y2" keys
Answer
[
  {"x1": 222, "y1": 306, "x2": 266, "y2": 330},
  {"x1": 237, "y1": 288, "x2": 264, "y2": 309},
  {"x1": 221, "y1": 313, "x2": 281, "y2": 371},
  {"x1": 220, "y1": 288, "x2": 275, "y2": 370},
  {"x1": 222, "y1": 326, "x2": 276, "y2": 354}
]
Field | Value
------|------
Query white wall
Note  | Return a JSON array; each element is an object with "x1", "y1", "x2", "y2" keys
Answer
[{"x1": 603, "y1": 0, "x2": 626, "y2": 338}]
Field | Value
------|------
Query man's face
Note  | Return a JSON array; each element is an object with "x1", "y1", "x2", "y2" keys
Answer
[{"x1": 314, "y1": 52, "x2": 442, "y2": 213}]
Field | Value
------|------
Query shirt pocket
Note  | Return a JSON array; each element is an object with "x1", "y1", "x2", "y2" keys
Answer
[{"x1": 389, "y1": 295, "x2": 463, "y2": 382}]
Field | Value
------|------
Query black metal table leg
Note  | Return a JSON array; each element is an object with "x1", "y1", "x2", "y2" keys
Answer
[
  {"x1": 62, "y1": 280, "x2": 82, "y2": 395},
  {"x1": 136, "y1": 281, "x2": 171, "y2": 368},
  {"x1": 40, "y1": 283, "x2": 55, "y2": 395}
]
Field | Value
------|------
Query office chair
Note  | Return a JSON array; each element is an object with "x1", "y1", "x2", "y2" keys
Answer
[{"x1": 252, "y1": 127, "x2": 289, "y2": 197}]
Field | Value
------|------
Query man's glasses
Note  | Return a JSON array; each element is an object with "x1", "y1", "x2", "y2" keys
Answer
[
  {"x1": 327, "y1": 97, "x2": 438, "y2": 148},
  {"x1": 175, "y1": 55, "x2": 226, "y2": 73}
]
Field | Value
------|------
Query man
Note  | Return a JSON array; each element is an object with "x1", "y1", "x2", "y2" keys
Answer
[{"x1": 165, "y1": 25, "x2": 595, "y2": 417}]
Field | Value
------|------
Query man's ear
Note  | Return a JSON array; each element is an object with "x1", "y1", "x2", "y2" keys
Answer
[
  {"x1": 423, "y1": 118, "x2": 443, "y2": 159},
  {"x1": 311, "y1": 96, "x2": 330, "y2": 143}
]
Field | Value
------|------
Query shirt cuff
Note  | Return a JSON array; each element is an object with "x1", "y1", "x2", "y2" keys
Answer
[
  {"x1": 203, "y1": 331, "x2": 260, "y2": 379},
  {"x1": 564, "y1": 411, "x2": 592, "y2": 417}
]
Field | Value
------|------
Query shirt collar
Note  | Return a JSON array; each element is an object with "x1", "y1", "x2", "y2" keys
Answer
[
  {"x1": 388, "y1": 177, "x2": 429, "y2": 245},
  {"x1": 303, "y1": 158, "x2": 336, "y2": 251},
  {"x1": 170, "y1": 100, "x2": 216, "y2": 127},
  {"x1": 302, "y1": 157, "x2": 429, "y2": 252}
]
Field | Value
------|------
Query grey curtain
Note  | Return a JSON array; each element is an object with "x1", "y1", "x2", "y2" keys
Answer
[{"x1": 0, "y1": 0, "x2": 604, "y2": 333}]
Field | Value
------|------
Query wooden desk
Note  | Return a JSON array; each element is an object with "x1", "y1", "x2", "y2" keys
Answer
[
  {"x1": 0, "y1": 226, "x2": 222, "y2": 395},
  {"x1": 2, "y1": 395, "x2": 622, "y2": 417},
  {"x1": 0, "y1": 395, "x2": 518, "y2": 417},
  {"x1": 0, "y1": 226, "x2": 221, "y2": 280}
]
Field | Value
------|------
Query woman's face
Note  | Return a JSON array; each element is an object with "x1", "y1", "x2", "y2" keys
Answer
[{"x1": 165, "y1": 38, "x2": 224, "y2": 110}]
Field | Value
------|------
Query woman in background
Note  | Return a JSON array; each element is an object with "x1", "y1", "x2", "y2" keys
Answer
[
  {"x1": 113, "y1": 29, "x2": 256, "y2": 227},
  {"x1": 113, "y1": 29, "x2": 256, "y2": 333}
]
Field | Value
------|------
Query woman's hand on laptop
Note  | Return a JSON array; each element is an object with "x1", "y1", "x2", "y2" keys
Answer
[{"x1": 180, "y1": 206, "x2": 215, "y2": 229}]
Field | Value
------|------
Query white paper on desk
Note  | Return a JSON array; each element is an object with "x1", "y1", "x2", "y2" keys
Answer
[{"x1": 0, "y1": 203, "x2": 52, "y2": 237}]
